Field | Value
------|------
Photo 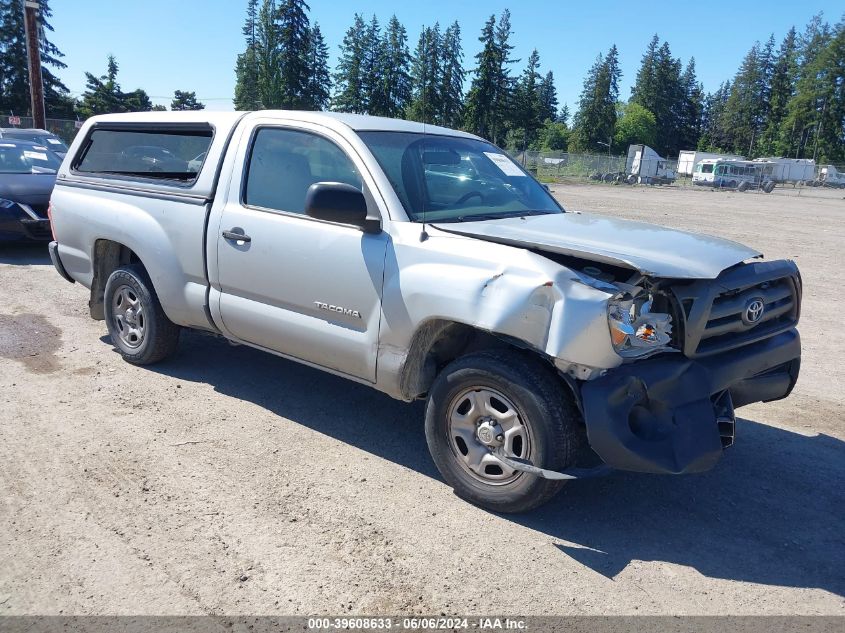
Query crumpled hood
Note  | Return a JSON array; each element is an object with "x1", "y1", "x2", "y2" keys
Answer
[{"x1": 432, "y1": 212, "x2": 761, "y2": 279}]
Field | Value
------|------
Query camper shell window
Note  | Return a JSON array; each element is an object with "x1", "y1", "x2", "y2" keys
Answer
[{"x1": 73, "y1": 125, "x2": 214, "y2": 183}]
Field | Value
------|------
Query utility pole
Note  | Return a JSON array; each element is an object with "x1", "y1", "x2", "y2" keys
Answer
[{"x1": 23, "y1": 0, "x2": 46, "y2": 130}]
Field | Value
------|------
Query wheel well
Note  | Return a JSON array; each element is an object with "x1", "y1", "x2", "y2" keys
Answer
[
  {"x1": 399, "y1": 319, "x2": 544, "y2": 400},
  {"x1": 89, "y1": 240, "x2": 142, "y2": 320}
]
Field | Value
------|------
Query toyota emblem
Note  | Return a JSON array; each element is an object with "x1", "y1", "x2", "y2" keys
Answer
[{"x1": 743, "y1": 298, "x2": 765, "y2": 324}]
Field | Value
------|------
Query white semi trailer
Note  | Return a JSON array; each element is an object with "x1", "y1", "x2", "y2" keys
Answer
[
  {"x1": 625, "y1": 144, "x2": 676, "y2": 184},
  {"x1": 752, "y1": 158, "x2": 816, "y2": 184},
  {"x1": 677, "y1": 150, "x2": 743, "y2": 177}
]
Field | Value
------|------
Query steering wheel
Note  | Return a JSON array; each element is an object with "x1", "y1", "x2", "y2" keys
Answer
[{"x1": 455, "y1": 191, "x2": 484, "y2": 206}]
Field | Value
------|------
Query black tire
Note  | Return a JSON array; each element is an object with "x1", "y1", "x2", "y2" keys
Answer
[
  {"x1": 737, "y1": 181, "x2": 749, "y2": 192},
  {"x1": 103, "y1": 264, "x2": 181, "y2": 365},
  {"x1": 764, "y1": 181, "x2": 776, "y2": 194},
  {"x1": 425, "y1": 349, "x2": 582, "y2": 513}
]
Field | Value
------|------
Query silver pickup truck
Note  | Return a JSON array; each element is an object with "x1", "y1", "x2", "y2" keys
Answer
[{"x1": 48, "y1": 111, "x2": 802, "y2": 512}]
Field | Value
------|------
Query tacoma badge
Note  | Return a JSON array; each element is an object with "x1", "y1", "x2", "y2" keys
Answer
[{"x1": 314, "y1": 301, "x2": 362, "y2": 319}]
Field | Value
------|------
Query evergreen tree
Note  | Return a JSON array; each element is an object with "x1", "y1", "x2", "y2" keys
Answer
[
  {"x1": 360, "y1": 15, "x2": 386, "y2": 115},
  {"x1": 781, "y1": 18, "x2": 843, "y2": 162},
  {"x1": 379, "y1": 15, "x2": 412, "y2": 118},
  {"x1": 463, "y1": 11, "x2": 516, "y2": 144},
  {"x1": 570, "y1": 45, "x2": 621, "y2": 153},
  {"x1": 779, "y1": 14, "x2": 834, "y2": 157},
  {"x1": 630, "y1": 35, "x2": 685, "y2": 155},
  {"x1": 630, "y1": 35, "x2": 660, "y2": 110},
  {"x1": 123, "y1": 88, "x2": 153, "y2": 112},
  {"x1": 463, "y1": 15, "x2": 498, "y2": 140},
  {"x1": 653, "y1": 42, "x2": 684, "y2": 155},
  {"x1": 558, "y1": 103, "x2": 570, "y2": 125},
  {"x1": 678, "y1": 58, "x2": 704, "y2": 150},
  {"x1": 333, "y1": 14, "x2": 368, "y2": 113},
  {"x1": 276, "y1": 0, "x2": 311, "y2": 108},
  {"x1": 302, "y1": 23, "x2": 330, "y2": 110},
  {"x1": 537, "y1": 71, "x2": 558, "y2": 124},
  {"x1": 491, "y1": 9, "x2": 517, "y2": 144},
  {"x1": 77, "y1": 56, "x2": 124, "y2": 116},
  {"x1": 255, "y1": 0, "x2": 282, "y2": 108},
  {"x1": 77, "y1": 56, "x2": 153, "y2": 116},
  {"x1": 721, "y1": 41, "x2": 768, "y2": 155},
  {"x1": 438, "y1": 21, "x2": 465, "y2": 128},
  {"x1": 511, "y1": 49, "x2": 542, "y2": 149},
  {"x1": 698, "y1": 80, "x2": 732, "y2": 151},
  {"x1": 0, "y1": 0, "x2": 74, "y2": 117},
  {"x1": 759, "y1": 27, "x2": 797, "y2": 155},
  {"x1": 234, "y1": 0, "x2": 261, "y2": 109},
  {"x1": 171, "y1": 90, "x2": 205, "y2": 110},
  {"x1": 407, "y1": 24, "x2": 442, "y2": 123}
]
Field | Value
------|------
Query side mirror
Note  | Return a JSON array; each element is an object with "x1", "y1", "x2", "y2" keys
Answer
[{"x1": 305, "y1": 182, "x2": 378, "y2": 232}]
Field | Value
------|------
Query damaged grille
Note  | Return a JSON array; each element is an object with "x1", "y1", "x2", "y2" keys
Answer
[{"x1": 672, "y1": 260, "x2": 801, "y2": 358}]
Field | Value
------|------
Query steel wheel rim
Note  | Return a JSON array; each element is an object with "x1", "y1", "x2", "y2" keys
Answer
[
  {"x1": 111, "y1": 284, "x2": 146, "y2": 349},
  {"x1": 446, "y1": 386, "x2": 532, "y2": 486}
]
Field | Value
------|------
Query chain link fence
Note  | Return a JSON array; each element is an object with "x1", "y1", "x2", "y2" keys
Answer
[
  {"x1": 1, "y1": 115, "x2": 84, "y2": 144},
  {"x1": 516, "y1": 149, "x2": 845, "y2": 196}
]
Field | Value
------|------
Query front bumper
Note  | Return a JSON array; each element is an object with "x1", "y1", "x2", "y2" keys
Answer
[
  {"x1": 579, "y1": 329, "x2": 801, "y2": 474},
  {"x1": 0, "y1": 207, "x2": 51, "y2": 241}
]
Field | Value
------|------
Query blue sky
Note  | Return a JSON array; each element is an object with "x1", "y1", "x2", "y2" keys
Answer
[{"x1": 49, "y1": 1, "x2": 835, "y2": 113}]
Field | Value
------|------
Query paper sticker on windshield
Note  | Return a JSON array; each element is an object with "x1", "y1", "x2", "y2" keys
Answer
[
  {"x1": 46, "y1": 138, "x2": 62, "y2": 145},
  {"x1": 23, "y1": 151, "x2": 48, "y2": 161},
  {"x1": 483, "y1": 152, "x2": 525, "y2": 177}
]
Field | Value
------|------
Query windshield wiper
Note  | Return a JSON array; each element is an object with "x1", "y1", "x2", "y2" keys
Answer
[{"x1": 444, "y1": 209, "x2": 554, "y2": 223}]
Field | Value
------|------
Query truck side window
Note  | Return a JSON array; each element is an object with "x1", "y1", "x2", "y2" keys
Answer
[
  {"x1": 74, "y1": 128, "x2": 213, "y2": 182},
  {"x1": 245, "y1": 128, "x2": 362, "y2": 214}
]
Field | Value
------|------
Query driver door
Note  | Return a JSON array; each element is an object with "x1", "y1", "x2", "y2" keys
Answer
[{"x1": 209, "y1": 122, "x2": 388, "y2": 382}]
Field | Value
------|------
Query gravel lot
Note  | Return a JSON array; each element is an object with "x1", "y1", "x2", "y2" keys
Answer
[{"x1": 0, "y1": 184, "x2": 842, "y2": 615}]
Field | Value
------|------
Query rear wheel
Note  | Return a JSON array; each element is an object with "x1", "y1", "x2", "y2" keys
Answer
[
  {"x1": 104, "y1": 264, "x2": 181, "y2": 365},
  {"x1": 425, "y1": 350, "x2": 582, "y2": 513},
  {"x1": 737, "y1": 181, "x2": 749, "y2": 192}
]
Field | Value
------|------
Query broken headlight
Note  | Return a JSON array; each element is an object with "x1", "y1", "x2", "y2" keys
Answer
[{"x1": 607, "y1": 295, "x2": 674, "y2": 358}]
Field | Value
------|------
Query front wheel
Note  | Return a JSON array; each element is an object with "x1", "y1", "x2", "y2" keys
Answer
[
  {"x1": 425, "y1": 350, "x2": 582, "y2": 513},
  {"x1": 104, "y1": 264, "x2": 181, "y2": 365}
]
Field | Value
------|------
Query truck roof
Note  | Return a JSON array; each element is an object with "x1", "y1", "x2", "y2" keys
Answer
[{"x1": 82, "y1": 110, "x2": 479, "y2": 139}]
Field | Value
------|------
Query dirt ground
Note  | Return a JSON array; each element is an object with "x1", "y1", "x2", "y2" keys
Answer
[{"x1": 0, "y1": 184, "x2": 842, "y2": 616}]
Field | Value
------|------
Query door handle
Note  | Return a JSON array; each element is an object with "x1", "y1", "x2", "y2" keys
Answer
[{"x1": 222, "y1": 228, "x2": 251, "y2": 243}]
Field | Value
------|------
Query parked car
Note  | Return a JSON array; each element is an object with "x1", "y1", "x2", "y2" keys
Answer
[
  {"x1": 0, "y1": 139, "x2": 61, "y2": 241},
  {"x1": 120, "y1": 145, "x2": 189, "y2": 173},
  {"x1": 48, "y1": 111, "x2": 802, "y2": 513},
  {"x1": 187, "y1": 151, "x2": 206, "y2": 173},
  {"x1": 0, "y1": 127, "x2": 69, "y2": 158}
]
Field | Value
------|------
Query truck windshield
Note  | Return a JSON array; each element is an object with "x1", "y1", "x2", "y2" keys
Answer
[{"x1": 358, "y1": 131, "x2": 563, "y2": 222}]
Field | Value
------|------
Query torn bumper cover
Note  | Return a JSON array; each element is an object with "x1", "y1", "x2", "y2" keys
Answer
[{"x1": 580, "y1": 328, "x2": 801, "y2": 474}]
